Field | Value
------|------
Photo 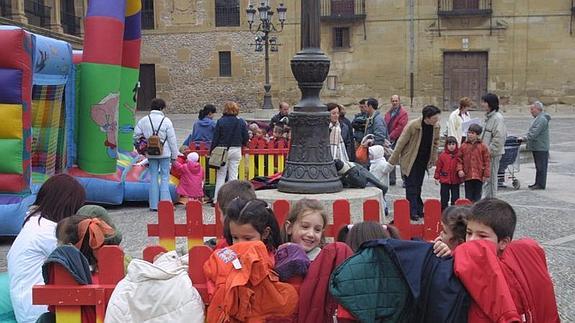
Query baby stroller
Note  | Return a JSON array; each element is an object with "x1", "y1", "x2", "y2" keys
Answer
[{"x1": 498, "y1": 136, "x2": 521, "y2": 189}]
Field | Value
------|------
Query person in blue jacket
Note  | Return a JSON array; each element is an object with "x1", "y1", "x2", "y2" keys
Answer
[{"x1": 183, "y1": 104, "x2": 217, "y2": 149}]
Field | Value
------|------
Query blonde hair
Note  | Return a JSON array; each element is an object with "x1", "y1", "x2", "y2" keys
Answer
[
  {"x1": 281, "y1": 198, "x2": 327, "y2": 243},
  {"x1": 223, "y1": 101, "x2": 240, "y2": 115}
]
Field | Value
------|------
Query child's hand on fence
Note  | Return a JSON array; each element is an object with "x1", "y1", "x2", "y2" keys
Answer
[
  {"x1": 458, "y1": 170, "x2": 465, "y2": 178},
  {"x1": 432, "y1": 237, "x2": 452, "y2": 258}
]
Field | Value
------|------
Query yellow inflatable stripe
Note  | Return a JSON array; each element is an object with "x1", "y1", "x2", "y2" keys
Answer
[
  {"x1": 0, "y1": 104, "x2": 23, "y2": 139},
  {"x1": 125, "y1": 0, "x2": 142, "y2": 17}
]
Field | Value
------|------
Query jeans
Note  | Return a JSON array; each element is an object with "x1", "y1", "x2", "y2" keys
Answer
[
  {"x1": 214, "y1": 146, "x2": 242, "y2": 203},
  {"x1": 405, "y1": 162, "x2": 426, "y2": 218},
  {"x1": 440, "y1": 183, "x2": 460, "y2": 210},
  {"x1": 532, "y1": 151, "x2": 549, "y2": 188},
  {"x1": 465, "y1": 179, "x2": 483, "y2": 202},
  {"x1": 148, "y1": 157, "x2": 171, "y2": 210},
  {"x1": 483, "y1": 154, "x2": 502, "y2": 198}
]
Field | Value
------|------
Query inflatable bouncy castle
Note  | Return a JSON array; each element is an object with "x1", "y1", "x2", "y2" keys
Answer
[{"x1": 0, "y1": 0, "x2": 177, "y2": 236}]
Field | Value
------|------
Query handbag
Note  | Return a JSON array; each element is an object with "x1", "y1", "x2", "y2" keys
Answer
[{"x1": 208, "y1": 118, "x2": 241, "y2": 169}]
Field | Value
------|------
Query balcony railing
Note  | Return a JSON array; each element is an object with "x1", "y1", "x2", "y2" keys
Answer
[
  {"x1": 320, "y1": 0, "x2": 366, "y2": 22},
  {"x1": 24, "y1": 0, "x2": 51, "y2": 28},
  {"x1": 438, "y1": 0, "x2": 492, "y2": 17},
  {"x1": 61, "y1": 11, "x2": 81, "y2": 36},
  {"x1": 1, "y1": 0, "x2": 11, "y2": 16}
]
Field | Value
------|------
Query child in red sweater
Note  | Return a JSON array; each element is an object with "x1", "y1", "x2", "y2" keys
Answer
[
  {"x1": 457, "y1": 124, "x2": 491, "y2": 202},
  {"x1": 434, "y1": 136, "x2": 462, "y2": 210}
]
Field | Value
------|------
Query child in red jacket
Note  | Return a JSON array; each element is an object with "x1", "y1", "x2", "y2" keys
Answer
[
  {"x1": 457, "y1": 124, "x2": 490, "y2": 202},
  {"x1": 454, "y1": 198, "x2": 559, "y2": 323},
  {"x1": 434, "y1": 136, "x2": 462, "y2": 210}
]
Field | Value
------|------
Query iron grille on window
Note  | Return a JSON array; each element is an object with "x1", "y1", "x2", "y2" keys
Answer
[
  {"x1": 141, "y1": 0, "x2": 154, "y2": 29},
  {"x1": 320, "y1": 0, "x2": 366, "y2": 22},
  {"x1": 24, "y1": 0, "x2": 51, "y2": 28},
  {"x1": 438, "y1": 0, "x2": 492, "y2": 16},
  {"x1": 0, "y1": 0, "x2": 12, "y2": 16},
  {"x1": 219, "y1": 51, "x2": 232, "y2": 77},
  {"x1": 215, "y1": 0, "x2": 240, "y2": 27},
  {"x1": 333, "y1": 27, "x2": 350, "y2": 49},
  {"x1": 60, "y1": 12, "x2": 81, "y2": 35}
]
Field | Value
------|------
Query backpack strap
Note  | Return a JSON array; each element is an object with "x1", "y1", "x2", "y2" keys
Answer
[{"x1": 148, "y1": 115, "x2": 168, "y2": 145}]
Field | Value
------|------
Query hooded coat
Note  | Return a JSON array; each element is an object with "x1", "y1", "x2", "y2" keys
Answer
[
  {"x1": 105, "y1": 251, "x2": 205, "y2": 323},
  {"x1": 457, "y1": 139, "x2": 491, "y2": 182},
  {"x1": 434, "y1": 142, "x2": 463, "y2": 185},
  {"x1": 191, "y1": 117, "x2": 216, "y2": 143},
  {"x1": 369, "y1": 145, "x2": 390, "y2": 187},
  {"x1": 172, "y1": 159, "x2": 205, "y2": 198}
]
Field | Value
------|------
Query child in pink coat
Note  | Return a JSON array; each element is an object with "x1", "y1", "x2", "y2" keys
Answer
[{"x1": 173, "y1": 152, "x2": 205, "y2": 204}]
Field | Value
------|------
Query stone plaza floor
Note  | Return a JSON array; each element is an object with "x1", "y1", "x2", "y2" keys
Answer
[{"x1": 1, "y1": 108, "x2": 574, "y2": 320}]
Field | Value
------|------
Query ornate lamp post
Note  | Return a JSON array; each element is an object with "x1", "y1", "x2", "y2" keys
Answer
[
  {"x1": 246, "y1": 2, "x2": 287, "y2": 110},
  {"x1": 277, "y1": 0, "x2": 343, "y2": 193}
]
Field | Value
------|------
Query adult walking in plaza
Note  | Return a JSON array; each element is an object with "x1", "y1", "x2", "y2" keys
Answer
[
  {"x1": 364, "y1": 98, "x2": 389, "y2": 146},
  {"x1": 134, "y1": 98, "x2": 179, "y2": 211},
  {"x1": 519, "y1": 101, "x2": 550, "y2": 190},
  {"x1": 447, "y1": 96, "x2": 472, "y2": 145},
  {"x1": 480, "y1": 93, "x2": 507, "y2": 198},
  {"x1": 384, "y1": 95, "x2": 408, "y2": 185},
  {"x1": 211, "y1": 101, "x2": 249, "y2": 204},
  {"x1": 387, "y1": 105, "x2": 441, "y2": 220}
]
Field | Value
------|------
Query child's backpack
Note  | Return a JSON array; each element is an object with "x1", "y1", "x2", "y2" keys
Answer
[{"x1": 146, "y1": 115, "x2": 166, "y2": 156}]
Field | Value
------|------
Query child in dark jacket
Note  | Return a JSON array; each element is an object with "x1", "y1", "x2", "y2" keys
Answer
[
  {"x1": 434, "y1": 136, "x2": 463, "y2": 210},
  {"x1": 457, "y1": 124, "x2": 491, "y2": 202}
]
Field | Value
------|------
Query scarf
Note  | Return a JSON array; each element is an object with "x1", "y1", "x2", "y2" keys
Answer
[
  {"x1": 75, "y1": 218, "x2": 115, "y2": 254},
  {"x1": 329, "y1": 122, "x2": 348, "y2": 161}
]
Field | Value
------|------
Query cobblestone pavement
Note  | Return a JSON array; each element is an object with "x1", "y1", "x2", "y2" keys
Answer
[{"x1": 1, "y1": 110, "x2": 574, "y2": 320}]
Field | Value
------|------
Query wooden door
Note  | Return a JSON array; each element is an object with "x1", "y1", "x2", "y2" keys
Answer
[
  {"x1": 443, "y1": 52, "x2": 487, "y2": 110},
  {"x1": 137, "y1": 64, "x2": 156, "y2": 111}
]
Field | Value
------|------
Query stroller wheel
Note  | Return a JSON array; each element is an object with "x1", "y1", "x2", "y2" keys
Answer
[{"x1": 512, "y1": 178, "x2": 521, "y2": 190}]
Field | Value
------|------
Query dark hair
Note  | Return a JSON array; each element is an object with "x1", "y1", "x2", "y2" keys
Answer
[
  {"x1": 422, "y1": 105, "x2": 441, "y2": 119},
  {"x1": 481, "y1": 93, "x2": 499, "y2": 112},
  {"x1": 326, "y1": 102, "x2": 339, "y2": 112},
  {"x1": 446, "y1": 136, "x2": 458, "y2": 145},
  {"x1": 346, "y1": 221, "x2": 401, "y2": 252},
  {"x1": 366, "y1": 98, "x2": 379, "y2": 110},
  {"x1": 224, "y1": 198, "x2": 281, "y2": 251},
  {"x1": 25, "y1": 174, "x2": 86, "y2": 225},
  {"x1": 150, "y1": 98, "x2": 166, "y2": 111},
  {"x1": 56, "y1": 215, "x2": 120, "y2": 269},
  {"x1": 359, "y1": 99, "x2": 367, "y2": 105},
  {"x1": 281, "y1": 198, "x2": 327, "y2": 243},
  {"x1": 198, "y1": 104, "x2": 216, "y2": 120},
  {"x1": 216, "y1": 180, "x2": 257, "y2": 216},
  {"x1": 467, "y1": 124, "x2": 483, "y2": 135},
  {"x1": 441, "y1": 206, "x2": 469, "y2": 248},
  {"x1": 469, "y1": 198, "x2": 516, "y2": 241}
]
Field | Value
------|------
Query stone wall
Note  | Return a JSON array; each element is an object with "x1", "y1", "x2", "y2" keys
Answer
[{"x1": 141, "y1": 0, "x2": 575, "y2": 113}]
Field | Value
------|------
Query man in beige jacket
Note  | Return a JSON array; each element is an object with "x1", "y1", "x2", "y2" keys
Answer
[{"x1": 386, "y1": 105, "x2": 442, "y2": 220}]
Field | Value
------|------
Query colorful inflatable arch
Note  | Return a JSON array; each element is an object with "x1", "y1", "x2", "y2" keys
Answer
[{"x1": 0, "y1": 0, "x2": 177, "y2": 236}]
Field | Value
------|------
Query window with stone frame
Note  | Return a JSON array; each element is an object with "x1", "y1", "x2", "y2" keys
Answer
[
  {"x1": 141, "y1": 0, "x2": 155, "y2": 29},
  {"x1": 333, "y1": 27, "x2": 350, "y2": 49},
  {"x1": 215, "y1": 0, "x2": 240, "y2": 27},
  {"x1": 453, "y1": 0, "x2": 479, "y2": 10},
  {"x1": 219, "y1": 51, "x2": 232, "y2": 77}
]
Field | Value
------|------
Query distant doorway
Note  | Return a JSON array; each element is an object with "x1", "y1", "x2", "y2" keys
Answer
[
  {"x1": 443, "y1": 52, "x2": 488, "y2": 110},
  {"x1": 137, "y1": 64, "x2": 156, "y2": 111}
]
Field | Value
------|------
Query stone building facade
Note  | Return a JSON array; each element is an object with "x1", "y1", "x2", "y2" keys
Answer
[
  {"x1": 141, "y1": 0, "x2": 575, "y2": 113},
  {"x1": 0, "y1": 0, "x2": 85, "y2": 48}
]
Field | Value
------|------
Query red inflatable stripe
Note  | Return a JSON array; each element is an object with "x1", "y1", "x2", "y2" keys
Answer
[
  {"x1": 121, "y1": 39, "x2": 141, "y2": 69},
  {"x1": 82, "y1": 17, "x2": 124, "y2": 65},
  {"x1": 0, "y1": 174, "x2": 27, "y2": 192}
]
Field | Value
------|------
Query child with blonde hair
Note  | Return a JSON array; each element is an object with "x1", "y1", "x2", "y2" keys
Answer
[{"x1": 281, "y1": 199, "x2": 327, "y2": 260}]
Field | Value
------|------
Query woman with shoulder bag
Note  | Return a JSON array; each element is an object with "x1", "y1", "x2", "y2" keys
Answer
[{"x1": 210, "y1": 101, "x2": 249, "y2": 205}]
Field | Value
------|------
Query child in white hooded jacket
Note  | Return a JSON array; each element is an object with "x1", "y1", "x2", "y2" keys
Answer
[{"x1": 369, "y1": 145, "x2": 391, "y2": 216}]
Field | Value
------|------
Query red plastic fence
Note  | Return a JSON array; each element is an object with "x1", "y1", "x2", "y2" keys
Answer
[{"x1": 148, "y1": 198, "x2": 443, "y2": 249}]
